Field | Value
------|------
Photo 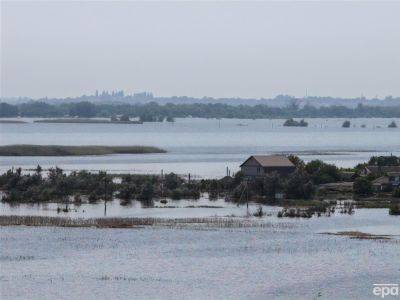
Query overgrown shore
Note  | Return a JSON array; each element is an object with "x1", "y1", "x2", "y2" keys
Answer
[
  {"x1": 0, "y1": 145, "x2": 166, "y2": 156},
  {"x1": 0, "y1": 155, "x2": 399, "y2": 217}
]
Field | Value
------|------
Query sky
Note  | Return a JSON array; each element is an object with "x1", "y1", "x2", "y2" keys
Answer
[{"x1": 1, "y1": 1, "x2": 400, "y2": 99}]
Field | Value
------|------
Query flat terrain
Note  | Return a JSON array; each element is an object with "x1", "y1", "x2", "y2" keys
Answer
[{"x1": 0, "y1": 145, "x2": 166, "y2": 156}]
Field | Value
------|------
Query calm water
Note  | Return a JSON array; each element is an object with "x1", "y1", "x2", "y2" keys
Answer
[
  {"x1": 1, "y1": 118, "x2": 399, "y2": 178},
  {"x1": 1, "y1": 209, "x2": 399, "y2": 300},
  {"x1": 1, "y1": 118, "x2": 400, "y2": 299}
]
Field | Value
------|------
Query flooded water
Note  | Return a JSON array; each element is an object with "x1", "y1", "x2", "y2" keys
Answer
[
  {"x1": 0, "y1": 197, "x2": 275, "y2": 219},
  {"x1": 1, "y1": 117, "x2": 400, "y2": 299},
  {"x1": 1, "y1": 117, "x2": 399, "y2": 178},
  {"x1": 1, "y1": 208, "x2": 399, "y2": 300}
]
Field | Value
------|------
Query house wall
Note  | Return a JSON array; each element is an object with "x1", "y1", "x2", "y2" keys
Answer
[
  {"x1": 264, "y1": 166, "x2": 296, "y2": 176},
  {"x1": 241, "y1": 157, "x2": 264, "y2": 177}
]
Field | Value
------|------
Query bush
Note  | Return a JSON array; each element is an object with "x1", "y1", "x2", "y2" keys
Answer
[
  {"x1": 283, "y1": 118, "x2": 308, "y2": 127},
  {"x1": 253, "y1": 206, "x2": 265, "y2": 217},
  {"x1": 342, "y1": 120, "x2": 351, "y2": 128},
  {"x1": 305, "y1": 160, "x2": 340, "y2": 184},
  {"x1": 284, "y1": 171, "x2": 314, "y2": 199},
  {"x1": 119, "y1": 114, "x2": 130, "y2": 122},
  {"x1": 389, "y1": 201, "x2": 400, "y2": 215},
  {"x1": 353, "y1": 177, "x2": 373, "y2": 196},
  {"x1": 138, "y1": 182, "x2": 154, "y2": 201}
]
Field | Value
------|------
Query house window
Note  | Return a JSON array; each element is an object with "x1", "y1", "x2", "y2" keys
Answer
[{"x1": 257, "y1": 167, "x2": 260, "y2": 174}]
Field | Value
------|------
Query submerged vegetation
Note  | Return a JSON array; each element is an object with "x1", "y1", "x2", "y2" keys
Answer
[
  {"x1": 0, "y1": 215, "x2": 277, "y2": 229},
  {"x1": 1, "y1": 155, "x2": 399, "y2": 218},
  {"x1": 342, "y1": 120, "x2": 351, "y2": 128},
  {"x1": 0, "y1": 145, "x2": 166, "y2": 156},
  {"x1": 283, "y1": 118, "x2": 308, "y2": 127}
]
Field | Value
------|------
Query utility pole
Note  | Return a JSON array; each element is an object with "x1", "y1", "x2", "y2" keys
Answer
[
  {"x1": 161, "y1": 169, "x2": 164, "y2": 198},
  {"x1": 246, "y1": 180, "x2": 249, "y2": 217},
  {"x1": 104, "y1": 174, "x2": 107, "y2": 217}
]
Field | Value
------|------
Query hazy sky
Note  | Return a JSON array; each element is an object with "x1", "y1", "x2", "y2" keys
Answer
[{"x1": 1, "y1": 1, "x2": 400, "y2": 99}]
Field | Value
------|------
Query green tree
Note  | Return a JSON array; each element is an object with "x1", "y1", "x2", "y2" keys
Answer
[{"x1": 353, "y1": 177, "x2": 373, "y2": 196}]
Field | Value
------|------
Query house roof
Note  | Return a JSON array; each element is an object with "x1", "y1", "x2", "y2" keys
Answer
[
  {"x1": 365, "y1": 166, "x2": 400, "y2": 174},
  {"x1": 240, "y1": 155, "x2": 295, "y2": 168},
  {"x1": 372, "y1": 176, "x2": 389, "y2": 186},
  {"x1": 387, "y1": 172, "x2": 400, "y2": 177}
]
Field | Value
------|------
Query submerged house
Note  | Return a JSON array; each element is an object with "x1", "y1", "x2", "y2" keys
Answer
[
  {"x1": 372, "y1": 172, "x2": 400, "y2": 191},
  {"x1": 240, "y1": 155, "x2": 295, "y2": 179},
  {"x1": 360, "y1": 165, "x2": 400, "y2": 177}
]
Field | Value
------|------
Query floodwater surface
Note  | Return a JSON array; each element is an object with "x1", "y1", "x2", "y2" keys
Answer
[
  {"x1": 1, "y1": 118, "x2": 399, "y2": 177},
  {"x1": 1, "y1": 208, "x2": 399, "y2": 300}
]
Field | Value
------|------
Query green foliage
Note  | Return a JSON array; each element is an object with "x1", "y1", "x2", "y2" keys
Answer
[
  {"x1": 353, "y1": 177, "x2": 373, "y2": 196},
  {"x1": 283, "y1": 171, "x2": 314, "y2": 199},
  {"x1": 69, "y1": 101, "x2": 97, "y2": 118},
  {"x1": 305, "y1": 160, "x2": 341, "y2": 184},
  {"x1": 262, "y1": 172, "x2": 283, "y2": 199},
  {"x1": 287, "y1": 155, "x2": 305, "y2": 170},
  {"x1": 119, "y1": 114, "x2": 130, "y2": 122},
  {"x1": 164, "y1": 173, "x2": 182, "y2": 190},
  {"x1": 0, "y1": 103, "x2": 18, "y2": 117},
  {"x1": 389, "y1": 200, "x2": 400, "y2": 215},
  {"x1": 368, "y1": 155, "x2": 400, "y2": 166},
  {"x1": 2, "y1": 101, "x2": 400, "y2": 119},
  {"x1": 138, "y1": 182, "x2": 154, "y2": 201},
  {"x1": 283, "y1": 118, "x2": 308, "y2": 127}
]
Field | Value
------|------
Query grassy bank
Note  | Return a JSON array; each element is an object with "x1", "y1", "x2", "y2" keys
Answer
[
  {"x1": 0, "y1": 145, "x2": 166, "y2": 156},
  {"x1": 34, "y1": 118, "x2": 142, "y2": 124},
  {"x1": 0, "y1": 120, "x2": 27, "y2": 123}
]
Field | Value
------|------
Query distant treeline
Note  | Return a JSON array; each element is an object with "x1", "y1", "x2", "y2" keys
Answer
[{"x1": 1, "y1": 101, "x2": 400, "y2": 119}]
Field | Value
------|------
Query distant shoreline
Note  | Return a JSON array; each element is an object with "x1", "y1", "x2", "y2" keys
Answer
[
  {"x1": 0, "y1": 145, "x2": 166, "y2": 156},
  {"x1": 2, "y1": 101, "x2": 400, "y2": 119}
]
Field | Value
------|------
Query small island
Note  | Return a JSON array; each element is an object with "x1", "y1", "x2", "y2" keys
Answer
[
  {"x1": 0, "y1": 120, "x2": 27, "y2": 124},
  {"x1": 0, "y1": 145, "x2": 166, "y2": 156},
  {"x1": 283, "y1": 118, "x2": 308, "y2": 127},
  {"x1": 388, "y1": 121, "x2": 397, "y2": 128},
  {"x1": 34, "y1": 118, "x2": 143, "y2": 124}
]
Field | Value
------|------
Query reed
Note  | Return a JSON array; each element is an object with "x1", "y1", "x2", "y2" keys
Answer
[{"x1": 0, "y1": 215, "x2": 295, "y2": 229}]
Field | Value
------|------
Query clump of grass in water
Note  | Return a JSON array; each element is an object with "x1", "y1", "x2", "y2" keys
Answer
[
  {"x1": 277, "y1": 202, "x2": 333, "y2": 218},
  {"x1": 253, "y1": 206, "x2": 265, "y2": 217}
]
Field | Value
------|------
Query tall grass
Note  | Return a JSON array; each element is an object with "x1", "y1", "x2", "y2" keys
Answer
[{"x1": 0, "y1": 215, "x2": 295, "y2": 229}]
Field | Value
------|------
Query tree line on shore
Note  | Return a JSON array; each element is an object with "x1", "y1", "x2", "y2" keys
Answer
[{"x1": 2, "y1": 101, "x2": 400, "y2": 119}]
